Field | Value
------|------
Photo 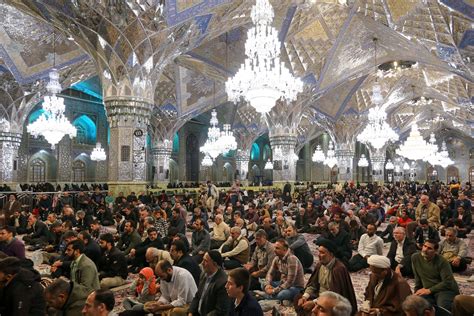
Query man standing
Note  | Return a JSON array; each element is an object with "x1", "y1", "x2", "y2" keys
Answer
[
  {"x1": 219, "y1": 226, "x2": 250, "y2": 269},
  {"x1": 263, "y1": 238, "x2": 305, "y2": 301},
  {"x1": 438, "y1": 227, "x2": 469, "y2": 272},
  {"x1": 65, "y1": 239, "x2": 100, "y2": 294},
  {"x1": 145, "y1": 260, "x2": 197, "y2": 315},
  {"x1": 412, "y1": 239, "x2": 460, "y2": 314},
  {"x1": 0, "y1": 225, "x2": 25, "y2": 259},
  {"x1": 296, "y1": 238, "x2": 357, "y2": 315},
  {"x1": 81, "y1": 289, "x2": 116, "y2": 316},
  {"x1": 387, "y1": 227, "x2": 417, "y2": 277},
  {"x1": 348, "y1": 224, "x2": 383, "y2": 272},
  {"x1": 362, "y1": 255, "x2": 412, "y2": 315},
  {"x1": 190, "y1": 218, "x2": 211, "y2": 263},
  {"x1": 97, "y1": 233, "x2": 128, "y2": 289},
  {"x1": 1, "y1": 194, "x2": 21, "y2": 224},
  {"x1": 188, "y1": 251, "x2": 230, "y2": 316},
  {"x1": 243, "y1": 229, "x2": 275, "y2": 290},
  {"x1": 226, "y1": 268, "x2": 263, "y2": 316},
  {"x1": 206, "y1": 180, "x2": 219, "y2": 211}
]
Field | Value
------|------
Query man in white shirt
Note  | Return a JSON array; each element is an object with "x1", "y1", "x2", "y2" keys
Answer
[
  {"x1": 145, "y1": 260, "x2": 197, "y2": 315},
  {"x1": 348, "y1": 224, "x2": 383, "y2": 272},
  {"x1": 210, "y1": 214, "x2": 230, "y2": 249}
]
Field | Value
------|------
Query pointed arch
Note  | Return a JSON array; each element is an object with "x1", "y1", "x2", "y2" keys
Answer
[{"x1": 72, "y1": 115, "x2": 97, "y2": 144}]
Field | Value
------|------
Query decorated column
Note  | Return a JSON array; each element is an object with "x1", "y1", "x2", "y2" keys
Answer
[
  {"x1": 0, "y1": 132, "x2": 22, "y2": 185},
  {"x1": 369, "y1": 146, "x2": 386, "y2": 183},
  {"x1": 269, "y1": 126, "x2": 298, "y2": 184},
  {"x1": 336, "y1": 142, "x2": 355, "y2": 182},
  {"x1": 235, "y1": 149, "x2": 250, "y2": 185},
  {"x1": 105, "y1": 97, "x2": 152, "y2": 195},
  {"x1": 152, "y1": 139, "x2": 172, "y2": 186}
]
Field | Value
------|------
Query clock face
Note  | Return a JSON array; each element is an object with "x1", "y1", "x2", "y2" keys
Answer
[{"x1": 134, "y1": 129, "x2": 144, "y2": 137}]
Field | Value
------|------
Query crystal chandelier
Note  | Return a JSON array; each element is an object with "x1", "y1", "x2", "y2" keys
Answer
[
  {"x1": 324, "y1": 141, "x2": 338, "y2": 169},
  {"x1": 425, "y1": 140, "x2": 453, "y2": 168},
  {"x1": 201, "y1": 154, "x2": 213, "y2": 167},
  {"x1": 403, "y1": 161, "x2": 410, "y2": 171},
  {"x1": 358, "y1": 154, "x2": 369, "y2": 167},
  {"x1": 264, "y1": 158, "x2": 273, "y2": 170},
  {"x1": 396, "y1": 124, "x2": 434, "y2": 161},
  {"x1": 225, "y1": 0, "x2": 303, "y2": 113},
  {"x1": 312, "y1": 145, "x2": 325, "y2": 163},
  {"x1": 217, "y1": 124, "x2": 237, "y2": 153},
  {"x1": 200, "y1": 109, "x2": 223, "y2": 160},
  {"x1": 357, "y1": 86, "x2": 399, "y2": 149},
  {"x1": 27, "y1": 69, "x2": 77, "y2": 149},
  {"x1": 91, "y1": 143, "x2": 107, "y2": 161},
  {"x1": 385, "y1": 159, "x2": 394, "y2": 170}
]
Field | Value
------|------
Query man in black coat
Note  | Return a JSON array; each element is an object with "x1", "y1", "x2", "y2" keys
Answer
[
  {"x1": 97, "y1": 233, "x2": 128, "y2": 289},
  {"x1": 128, "y1": 227, "x2": 164, "y2": 270},
  {"x1": 170, "y1": 239, "x2": 201, "y2": 287},
  {"x1": 188, "y1": 251, "x2": 230, "y2": 316},
  {"x1": 0, "y1": 257, "x2": 46, "y2": 316},
  {"x1": 23, "y1": 214, "x2": 52, "y2": 246},
  {"x1": 387, "y1": 227, "x2": 417, "y2": 277},
  {"x1": 326, "y1": 221, "x2": 352, "y2": 265},
  {"x1": 78, "y1": 231, "x2": 101, "y2": 264}
]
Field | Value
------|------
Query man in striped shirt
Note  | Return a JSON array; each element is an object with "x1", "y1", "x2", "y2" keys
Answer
[{"x1": 262, "y1": 238, "x2": 305, "y2": 301}]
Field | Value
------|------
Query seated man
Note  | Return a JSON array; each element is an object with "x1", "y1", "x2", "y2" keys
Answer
[
  {"x1": 0, "y1": 225, "x2": 25, "y2": 259},
  {"x1": 438, "y1": 227, "x2": 469, "y2": 272},
  {"x1": 362, "y1": 255, "x2": 411, "y2": 315},
  {"x1": 453, "y1": 295, "x2": 474, "y2": 316},
  {"x1": 44, "y1": 278, "x2": 89, "y2": 316},
  {"x1": 414, "y1": 219, "x2": 440, "y2": 249},
  {"x1": 387, "y1": 227, "x2": 417, "y2": 277},
  {"x1": 311, "y1": 292, "x2": 352, "y2": 316},
  {"x1": 285, "y1": 223, "x2": 314, "y2": 271},
  {"x1": 77, "y1": 231, "x2": 101, "y2": 264},
  {"x1": 188, "y1": 251, "x2": 230, "y2": 316},
  {"x1": 348, "y1": 224, "x2": 383, "y2": 272},
  {"x1": 261, "y1": 238, "x2": 305, "y2": 301},
  {"x1": 326, "y1": 221, "x2": 352, "y2": 265},
  {"x1": 23, "y1": 214, "x2": 52, "y2": 246},
  {"x1": 82, "y1": 289, "x2": 116, "y2": 316},
  {"x1": 210, "y1": 214, "x2": 230, "y2": 249},
  {"x1": 117, "y1": 220, "x2": 141, "y2": 256},
  {"x1": 128, "y1": 227, "x2": 164, "y2": 270},
  {"x1": 65, "y1": 239, "x2": 100, "y2": 293},
  {"x1": 226, "y1": 268, "x2": 263, "y2": 316},
  {"x1": 6, "y1": 210, "x2": 28, "y2": 234},
  {"x1": 145, "y1": 247, "x2": 173, "y2": 271},
  {"x1": 170, "y1": 239, "x2": 201, "y2": 287},
  {"x1": 97, "y1": 233, "x2": 128, "y2": 289},
  {"x1": 219, "y1": 226, "x2": 250, "y2": 269},
  {"x1": 376, "y1": 216, "x2": 398, "y2": 243},
  {"x1": 412, "y1": 239, "x2": 460, "y2": 314},
  {"x1": 295, "y1": 239, "x2": 357, "y2": 316},
  {"x1": 243, "y1": 229, "x2": 275, "y2": 290},
  {"x1": 145, "y1": 260, "x2": 197, "y2": 315},
  {"x1": 401, "y1": 295, "x2": 435, "y2": 316},
  {"x1": 190, "y1": 218, "x2": 210, "y2": 263}
]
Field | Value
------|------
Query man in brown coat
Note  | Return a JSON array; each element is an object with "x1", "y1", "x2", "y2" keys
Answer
[
  {"x1": 361, "y1": 255, "x2": 411, "y2": 316},
  {"x1": 295, "y1": 238, "x2": 357, "y2": 315}
]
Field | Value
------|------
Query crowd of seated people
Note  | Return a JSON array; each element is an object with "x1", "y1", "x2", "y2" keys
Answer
[{"x1": 0, "y1": 179, "x2": 472, "y2": 316}]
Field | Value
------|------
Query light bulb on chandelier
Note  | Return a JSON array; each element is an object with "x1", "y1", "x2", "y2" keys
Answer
[{"x1": 91, "y1": 143, "x2": 107, "y2": 161}]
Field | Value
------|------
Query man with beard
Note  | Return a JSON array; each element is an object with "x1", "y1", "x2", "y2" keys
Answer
[
  {"x1": 129, "y1": 227, "x2": 164, "y2": 270},
  {"x1": 77, "y1": 231, "x2": 101, "y2": 264},
  {"x1": 190, "y1": 218, "x2": 210, "y2": 263},
  {"x1": 0, "y1": 225, "x2": 25, "y2": 259},
  {"x1": 170, "y1": 239, "x2": 201, "y2": 287},
  {"x1": 144, "y1": 260, "x2": 197, "y2": 315},
  {"x1": 326, "y1": 221, "x2": 352, "y2": 265},
  {"x1": 65, "y1": 239, "x2": 100, "y2": 293},
  {"x1": 243, "y1": 229, "x2": 275, "y2": 290},
  {"x1": 0, "y1": 257, "x2": 45, "y2": 316},
  {"x1": 412, "y1": 239, "x2": 459, "y2": 315},
  {"x1": 295, "y1": 239, "x2": 357, "y2": 315},
  {"x1": 348, "y1": 224, "x2": 383, "y2": 272},
  {"x1": 362, "y1": 255, "x2": 411, "y2": 315},
  {"x1": 97, "y1": 233, "x2": 128, "y2": 289},
  {"x1": 438, "y1": 227, "x2": 468, "y2": 272},
  {"x1": 117, "y1": 220, "x2": 142, "y2": 256},
  {"x1": 285, "y1": 223, "x2": 314, "y2": 271}
]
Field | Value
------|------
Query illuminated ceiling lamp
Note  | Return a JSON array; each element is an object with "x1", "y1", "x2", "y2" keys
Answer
[
  {"x1": 396, "y1": 124, "x2": 434, "y2": 161},
  {"x1": 264, "y1": 158, "x2": 273, "y2": 170},
  {"x1": 200, "y1": 109, "x2": 222, "y2": 160},
  {"x1": 385, "y1": 159, "x2": 394, "y2": 170},
  {"x1": 358, "y1": 154, "x2": 369, "y2": 167},
  {"x1": 403, "y1": 161, "x2": 410, "y2": 171},
  {"x1": 201, "y1": 154, "x2": 213, "y2": 167},
  {"x1": 324, "y1": 141, "x2": 338, "y2": 169},
  {"x1": 90, "y1": 143, "x2": 106, "y2": 161},
  {"x1": 225, "y1": 0, "x2": 303, "y2": 113},
  {"x1": 312, "y1": 145, "x2": 325, "y2": 163},
  {"x1": 27, "y1": 32, "x2": 76, "y2": 149}
]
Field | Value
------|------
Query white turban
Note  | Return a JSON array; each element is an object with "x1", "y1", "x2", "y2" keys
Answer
[{"x1": 367, "y1": 255, "x2": 391, "y2": 269}]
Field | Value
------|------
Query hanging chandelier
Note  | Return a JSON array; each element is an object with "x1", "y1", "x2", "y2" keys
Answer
[
  {"x1": 324, "y1": 141, "x2": 338, "y2": 169},
  {"x1": 27, "y1": 69, "x2": 77, "y2": 149},
  {"x1": 312, "y1": 145, "x2": 325, "y2": 163},
  {"x1": 396, "y1": 124, "x2": 434, "y2": 161},
  {"x1": 264, "y1": 158, "x2": 273, "y2": 170},
  {"x1": 358, "y1": 154, "x2": 369, "y2": 167},
  {"x1": 90, "y1": 142, "x2": 106, "y2": 161},
  {"x1": 225, "y1": 0, "x2": 303, "y2": 113},
  {"x1": 403, "y1": 161, "x2": 410, "y2": 171},
  {"x1": 425, "y1": 140, "x2": 453, "y2": 168},
  {"x1": 357, "y1": 85, "x2": 399, "y2": 149},
  {"x1": 385, "y1": 159, "x2": 394, "y2": 170},
  {"x1": 201, "y1": 154, "x2": 214, "y2": 167},
  {"x1": 217, "y1": 124, "x2": 237, "y2": 154}
]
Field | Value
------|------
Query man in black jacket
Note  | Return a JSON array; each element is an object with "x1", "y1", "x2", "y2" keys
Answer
[
  {"x1": 170, "y1": 239, "x2": 201, "y2": 287},
  {"x1": 387, "y1": 227, "x2": 417, "y2": 277},
  {"x1": 188, "y1": 250, "x2": 230, "y2": 315},
  {"x1": 326, "y1": 221, "x2": 352, "y2": 265},
  {"x1": 23, "y1": 214, "x2": 52, "y2": 246},
  {"x1": 98, "y1": 233, "x2": 128, "y2": 289},
  {"x1": 128, "y1": 227, "x2": 164, "y2": 270},
  {"x1": 0, "y1": 256, "x2": 46, "y2": 316},
  {"x1": 96, "y1": 206, "x2": 114, "y2": 226},
  {"x1": 78, "y1": 231, "x2": 101, "y2": 264}
]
